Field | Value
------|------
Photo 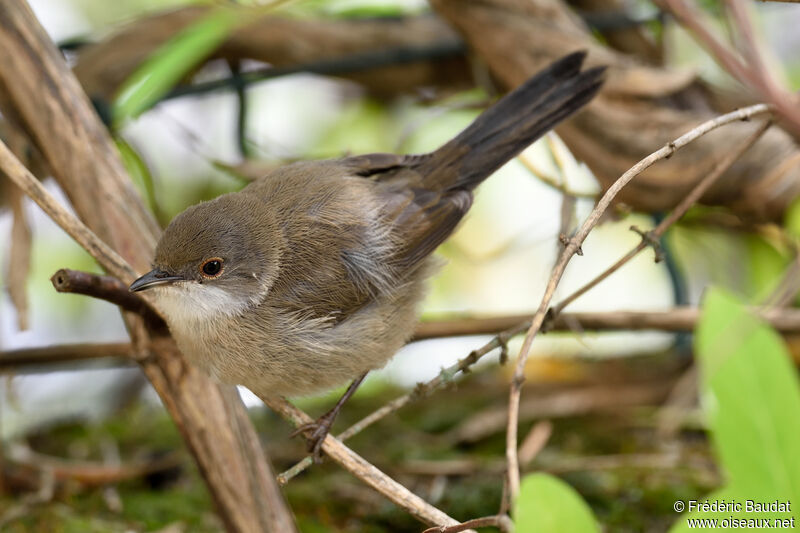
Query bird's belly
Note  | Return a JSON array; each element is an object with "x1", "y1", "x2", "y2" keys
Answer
[{"x1": 167, "y1": 308, "x2": 413, "y2": 398}]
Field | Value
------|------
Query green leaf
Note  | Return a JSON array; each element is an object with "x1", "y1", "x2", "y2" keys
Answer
[
  {"x1": 743, "y1": 234, "x2": 789, "y2": 302},
  {"x1": 693, "y1": 288, "x2": 800, "y2": 509},
  {"x1": 115, "y1": 136, "x2": 158, "y2": 214},
  {"x1": 112, "y1": 7, "x2": 242, "y2": 125},
  {"x1": 514, "y1": 473, "x2": 599, "y2": 533},
  {"x1": 784, "y1": 194, "x2": 800, "y2": 240}
]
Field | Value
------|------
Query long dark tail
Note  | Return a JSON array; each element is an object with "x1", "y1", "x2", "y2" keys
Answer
[{"x1": 416, "y1": 51, "x2": 605, "y2": 191}]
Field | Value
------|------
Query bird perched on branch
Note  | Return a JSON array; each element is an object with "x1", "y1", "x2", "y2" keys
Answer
[{"x1": 130, "y1": 52, "x2": 605, "y2": 458}]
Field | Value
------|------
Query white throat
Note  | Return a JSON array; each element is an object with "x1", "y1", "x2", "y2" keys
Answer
[{"x1": 151, "y1": 282, "x2": 255, "y2": 324}]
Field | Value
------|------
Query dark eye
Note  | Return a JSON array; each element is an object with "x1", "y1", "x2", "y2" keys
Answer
[{"x1": 200, "y1": 258, "x2": 223, "y2": 278}]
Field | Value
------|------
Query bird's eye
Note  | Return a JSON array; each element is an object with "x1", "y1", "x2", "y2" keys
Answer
[{"x1": 200, "y1": 258, "x2": 224, "y2": 278}]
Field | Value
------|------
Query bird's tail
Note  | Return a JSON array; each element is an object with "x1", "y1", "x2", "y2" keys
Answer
[{"x1": 416, "y1": 51, "x2": 605, "y2": 191}]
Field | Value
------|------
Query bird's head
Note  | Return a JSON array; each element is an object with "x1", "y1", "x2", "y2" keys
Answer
[{"x1": 130, "y1": 193, "x2": 282, "y2": 322}]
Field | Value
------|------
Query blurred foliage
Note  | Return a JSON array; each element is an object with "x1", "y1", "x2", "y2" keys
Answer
[
  {"x1": 112, "y1": 7, "x2": 244, "y2": 126},
  {"x1": 1, "y1": 370, "x2": 719, "y2": 532},
  {"x1": 669, "y1": 288, "x2": 800, "y2": 530}
]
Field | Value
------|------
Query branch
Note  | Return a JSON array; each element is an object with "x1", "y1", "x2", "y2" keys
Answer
[
  {"x1": 74, "y1": 7, "x2": 471, "y2": 101},
  {"x1": 0, "y1": 343, "x2": 131, "y2": 370},
  {"x1": 505, "y1": 102, "x2": 772, "y2": 501},
  {"x1": 260, "y1": 395, "x2": 466, "y2": 530},
  {"x1": 422, "y1": 515, "x2": 513, "y2": 533},
  {"x1": 5, "y1": 444, "x2": 179, "y2": 488},
  {"x1": 0, "y1": 140, "x2": 136, "y2": 283},
  {"x1": 657, "y1": 0, "x2": 800, "y2": 138},
  {"x1": 0, "y1": 3, "x2": 295, "y2": 531},
  {"x1": 10, "y1": 303, "x2": 800, "y2": 372},
  {"x1": 50, "y1": 268, "x2": 165, "y2": 330},
  {"x1": 431, "y1": 0, "x2": 800, "y2": 222},
  {"x1": 550, "y1": 118, "x2": 772, "y2": 316}
]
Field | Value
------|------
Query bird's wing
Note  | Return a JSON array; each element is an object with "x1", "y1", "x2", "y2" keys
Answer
[
  {"x1": 342, "y1": 153, "x2": 473, "y2": 271},
  {"x1": 250, "y1": 156, "x2": 469, "y2": 321}
]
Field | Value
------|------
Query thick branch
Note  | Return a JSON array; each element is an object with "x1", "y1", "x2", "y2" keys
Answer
[
  {"x1": 50, "y1": 268, "x2": 165, "y2": 331},
  {"x1": 0, "y1": 3, "x2": 295, "y2": 531},
  {"x1": 73, "y1": 7, "x2": 471, "y2": 101},
  {"x1": 431, "y1": 0, "x2": 800, "y2": 222}
]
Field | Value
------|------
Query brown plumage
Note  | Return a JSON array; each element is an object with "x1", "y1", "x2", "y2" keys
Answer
[{"x1": 130, "y1": 52, "x2": 605, "y2": 399}]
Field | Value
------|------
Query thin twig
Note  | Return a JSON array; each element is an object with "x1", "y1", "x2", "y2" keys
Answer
[
  {"x1": 550, "y1": 119, "x2": 772, "y2": 316},
  {"x1": 421, "y1": 514, "x2": 513, "y2": 533},
  {"x1": 260, "y1": 395, "x2": 466, "y2": 529},
  {"x1": 276, "y1": 322, "x2": 519, "y2": 484},
  {"x1": 518, "y1": 421, "x2": 553, "y2": 467},
  {"x1": 0, "y1": 139, "x2": 136, "y2": 283},
  {"x1": 276, "y1": 298, "x2": 799, "y2": 483},
  {"x1": 517, "y1": 151, "x2": 596, "y2": 199},
  {"x1": 505, "y1": 102, "x2": 772, "y2": 502}
]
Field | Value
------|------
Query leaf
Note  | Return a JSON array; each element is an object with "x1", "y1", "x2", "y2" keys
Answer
[
  {"x1": 743, "y1": 234, "x2": 789, "y2": 302},
  {"x1": 690, "y1": 288, "x2": 800, "y2": 513},
  {"x1": 514, "y1": 473, "x2": 599, "y2": 533},
  {"x1": 784, "y1": 194, "x2": 800, "y2": 240},
  {"x1": 112, "y1": 7, "x2": 243, "y2": 125},
  {"x1": 114, "y1": 137, "x2": 160, "y2": 221}
]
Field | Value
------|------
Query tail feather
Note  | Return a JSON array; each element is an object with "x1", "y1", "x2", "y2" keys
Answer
[{"x1": 415, "y1": 51, "x2": 605, "y2": 191}]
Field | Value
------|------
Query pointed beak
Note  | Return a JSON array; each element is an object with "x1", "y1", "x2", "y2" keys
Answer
[{"x1": 129, "y1": 269, "x2": 185, "y2": 292}]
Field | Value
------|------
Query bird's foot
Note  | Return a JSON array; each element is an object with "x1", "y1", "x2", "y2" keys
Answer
[{"x1": 290, "y1": 412, "x2": 336, "y2": 463}]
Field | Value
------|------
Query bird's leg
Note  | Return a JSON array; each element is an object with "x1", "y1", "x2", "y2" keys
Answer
[{"x1": 291, "y1": 372, "x2": 367, "y2": 463}]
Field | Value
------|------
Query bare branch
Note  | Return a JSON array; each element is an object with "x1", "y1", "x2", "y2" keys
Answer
[
  {"x1": 550, "y1": 118, "x2": 772, "y2": 316},
  {"x1": 658, "y1": 0, "x2": 800, "y2": 137},
  {"x1": 0, "y1": 140, "x2": 136, "y2": 283},
  {"x1": 422, "y1": 515, "x2": 513, "y2": 533},
  {"x1": 0, "y1": 343, "x2": 131, "y2": 370},
  {"x1": 505, "y1": 102, "x2": 772, "y2": 501},
  {"x1": 260, "y1": 395, "x2": 465, "y2": 529},
  {"x1": 0, "y1": 3, "x2": 296, "y2": 530},
  {"x1": 50, "y1": 269, "x2": 165, "y2": 331}
]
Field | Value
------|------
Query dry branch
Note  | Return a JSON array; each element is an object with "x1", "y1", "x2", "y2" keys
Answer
[
  {"x1": 501, "y1": 102, "x2": 771, "y2": 500},
  {"x1": 73, "y1": 6, "x2": 470, "y2": 101},
  {"x1": 0, "y1": 140, "x2": 136, "y2": 282},
  {"x1": 658, "y1": 0, "x2": 800, "y2": 137},
  {"x1": 5, "y1": 444, "x2": 180, "y2": 488},
  {"x1": 47, "y1": 2, "x2": 800, "y2": 222},
  {"x1": 0, "y1": 343, "x2": 131, "y2": 370},
  {"x1": 430, "y1": 0, "x2": 800, "y2": 221},
  {"x1": 50, "y1": 268, "x2": 165, "y2": 331},
  {"x1": 0, "y1": 3, "x2": 295, "y2": 531},
  {"x1": 260, "y1": 395, "x2": 466, "y2": 529},
  {"x1": 550, "y1": 118, "x2": 772, "y2": 315},
  {"x1": 422, "y1": 515, "x2": 513, "y2": 533},
  {"x1": 20, "y1": 302, "x2": 800, "y2": 373}
]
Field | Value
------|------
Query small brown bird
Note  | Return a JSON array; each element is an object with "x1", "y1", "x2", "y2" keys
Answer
[{"x1": 130, "y1": 52, "x2": 604, "y2": 456}]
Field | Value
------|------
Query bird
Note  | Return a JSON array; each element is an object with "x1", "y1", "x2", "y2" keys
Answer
[{"x1": 129, "y1": 52, "x2": 605, "y2": 458}]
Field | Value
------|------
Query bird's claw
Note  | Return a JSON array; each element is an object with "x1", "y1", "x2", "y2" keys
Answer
[{"x1": 290, "y1": 415, "x2": 334, "y2": 463}]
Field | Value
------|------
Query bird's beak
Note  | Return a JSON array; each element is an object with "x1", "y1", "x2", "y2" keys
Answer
[{"x1": 129, "y1": 269, "x2": 184, "y2": 292}]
